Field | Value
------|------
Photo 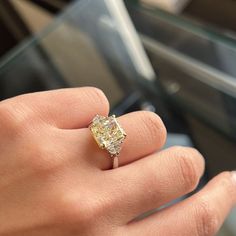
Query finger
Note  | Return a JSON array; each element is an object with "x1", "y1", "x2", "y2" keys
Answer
[
  {"x1": 127, "y1": 171, "x2": 236, "y2": 236},
  {"x1": 0, "y1": 87, "x2": 109, "y2": 129},
  {"x1": 69, "y1": 111, "x2": 167, "y2": 169},
  {"x1": 105, "y1": 146, "x2": 204, "y2": 222}
]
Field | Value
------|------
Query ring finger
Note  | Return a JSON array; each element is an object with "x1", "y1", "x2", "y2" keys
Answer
[{"x1": 67, "y1": 111, "x2": 167, "y2": 169}]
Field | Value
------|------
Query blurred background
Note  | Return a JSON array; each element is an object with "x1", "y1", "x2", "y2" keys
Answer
[{"x1": 0, "y1": 0, "x2": 236, "y2": 235}]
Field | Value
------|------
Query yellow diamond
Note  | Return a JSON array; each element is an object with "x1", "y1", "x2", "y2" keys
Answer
[{"x1": 89, "y1": 115, "x2": 127, "y2": 156}]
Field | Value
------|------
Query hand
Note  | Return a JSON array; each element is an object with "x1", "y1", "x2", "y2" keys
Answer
[{"x1": 0, "y1": 87, "x2": 235, "y2": 236}]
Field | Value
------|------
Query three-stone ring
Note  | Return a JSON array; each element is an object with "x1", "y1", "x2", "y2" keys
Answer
[{"x1": 89, "y1": 115, "x2": 127, "y2": 168}]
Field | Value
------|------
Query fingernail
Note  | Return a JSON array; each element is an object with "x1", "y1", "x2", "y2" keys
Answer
[{"x1": 231, "y1": 171, "x2": 236, "y2": 186}]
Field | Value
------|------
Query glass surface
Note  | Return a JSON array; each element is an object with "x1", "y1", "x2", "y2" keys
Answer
[
  {"x1": 126, "y1": 2, "x2": 236, "y2": 141},
  {"x1": 0, "y1": 0, "x2": 154, "y2": 108}
]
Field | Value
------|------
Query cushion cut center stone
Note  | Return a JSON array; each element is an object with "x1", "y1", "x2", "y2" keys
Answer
[{"x1": 90, "y1": 115, "x2": 126, "y2": 156}]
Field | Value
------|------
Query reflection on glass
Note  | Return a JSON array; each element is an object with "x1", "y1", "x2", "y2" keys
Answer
[{"x1": 0, "y1": 0, "x2": 155, "y2": 109}]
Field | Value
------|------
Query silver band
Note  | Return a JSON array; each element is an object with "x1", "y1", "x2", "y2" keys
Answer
[{"x1": 113, "y1": 156, "x2": 119, "y2": 169}]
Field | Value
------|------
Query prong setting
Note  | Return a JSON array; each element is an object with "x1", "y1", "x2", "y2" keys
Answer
[{"x1": 89, "y1": 114, "x2": 127, "y2": 157}]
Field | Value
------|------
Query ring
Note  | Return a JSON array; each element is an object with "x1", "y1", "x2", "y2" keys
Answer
[{"x1": 89, "y1": 114, "x2": 127, "y2": 169}]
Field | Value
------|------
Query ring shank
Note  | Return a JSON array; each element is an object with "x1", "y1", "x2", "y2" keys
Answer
[{"x1": 113, "y1": 156, "x2": 119, "y2": 168}]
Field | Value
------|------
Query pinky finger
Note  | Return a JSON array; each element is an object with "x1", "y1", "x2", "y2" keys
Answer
[{"x1": 126, "y1": 171, "x2": 236, "y2": 236}]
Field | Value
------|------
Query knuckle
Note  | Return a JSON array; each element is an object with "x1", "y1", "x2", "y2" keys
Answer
[
  {"x1": 172, "y1": 146, "x2": 203, "y2": 191},
  {"x1": 56, "y1": 192, "x2": 107, "y2": 225},
  {"x1": 139, "y1": 111, "x2": 167, "y2": 147},
  {"x1": 86, "y1": 87, "x2": 109, "y2": 113},
  {"x1": 0, "y1": 103, "x2": 21, "y2": 134},
  {"x1": 0, "y1": 102, "x2": 16, "y2": 123},
  {"x1": 25, "y1": 143, "x2": 49, "y2": 171},
  {"x1": 0, "y1": 100, "x2": 32, "y2": 136},
  {"x1": 217, "y1": 172, "x2": 236, "y2": 203},
  {"x1": 25, "y1": 140, "x2": 64, "y2": 172},
  {"x1": 195, "y1": 197, "x2": 220, "y2": 236}
]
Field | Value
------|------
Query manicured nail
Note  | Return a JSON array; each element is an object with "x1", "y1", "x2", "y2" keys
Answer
[{"x1": 231, "y1": 171, "x2": 236, "y2": 185}]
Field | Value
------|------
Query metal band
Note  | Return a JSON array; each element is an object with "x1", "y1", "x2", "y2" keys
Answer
[{"x1": 113, "y1": 156, "x2": 119, "y2": 169}]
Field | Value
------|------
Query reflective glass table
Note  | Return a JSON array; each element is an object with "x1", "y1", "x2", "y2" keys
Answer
[{"x1": 126, "y1": 1, "x2": 236, "y2": 175}]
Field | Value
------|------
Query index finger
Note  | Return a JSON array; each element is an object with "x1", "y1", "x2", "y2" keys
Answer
[{"x1": 1, "y1": 87, "x2": 109, "y2": 129}]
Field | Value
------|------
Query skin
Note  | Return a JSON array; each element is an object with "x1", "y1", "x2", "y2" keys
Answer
[{"x1": 0, "y1": 87, "x2": 235, "y2": 236}]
